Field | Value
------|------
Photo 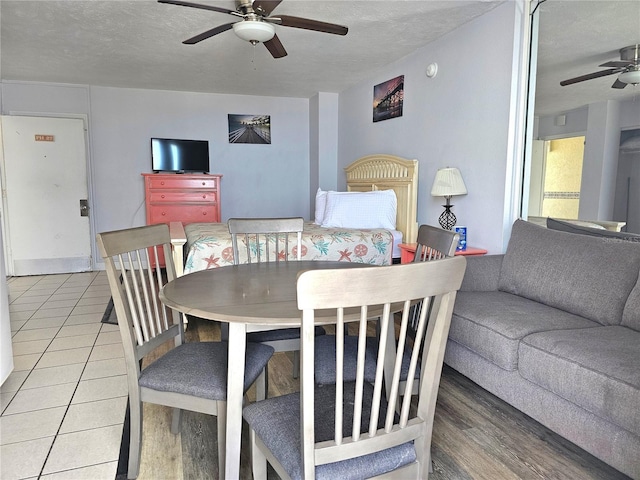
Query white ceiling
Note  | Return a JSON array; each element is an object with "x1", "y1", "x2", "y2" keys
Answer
[
  {"x1": 1, "y1": 0, "x2": 639, "y2": 117},
  {"x1": 535, "y1": 0, "x2": 640, "y2": 116},
  {"x1": 0, "y1": 0, "x2": 503, "y2": 97}
]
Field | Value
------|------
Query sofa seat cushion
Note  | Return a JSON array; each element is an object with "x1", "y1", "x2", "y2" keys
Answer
[
  {"x1": 519, "y1": 326, "x2": 640, "y2": 437},
  {"x1": 451, "y1": 291, "x2": 600, "y2": 371},
  {"x1": 498, "y1": 220, "x2": 640, "y2": 326}
]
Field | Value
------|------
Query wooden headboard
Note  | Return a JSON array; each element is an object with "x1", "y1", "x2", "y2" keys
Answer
[{"x1": 345, "y1": 154, "x2": 419, "y2": 243}]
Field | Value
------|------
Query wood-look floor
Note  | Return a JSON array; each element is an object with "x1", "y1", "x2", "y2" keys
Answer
[{"x1": 134, "y1": 317, "x2": 630, "y2": 480}]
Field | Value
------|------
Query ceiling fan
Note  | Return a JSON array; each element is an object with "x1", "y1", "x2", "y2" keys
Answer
[
  {"x1": 158, "y1": 0, "x2": 348, "y2": 58},
  {"x1": 560, "y1": 44, "x2": 640, "y2": 89}
]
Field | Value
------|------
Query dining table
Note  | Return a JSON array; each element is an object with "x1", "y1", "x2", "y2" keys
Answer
[{"x1": 159, "y1": 260, "x2": 377, "y2": 479}]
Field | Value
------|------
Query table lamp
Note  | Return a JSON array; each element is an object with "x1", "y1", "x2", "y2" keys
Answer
[{"x1": 431, "y1": 167, "x2": 467, "y2": 230}]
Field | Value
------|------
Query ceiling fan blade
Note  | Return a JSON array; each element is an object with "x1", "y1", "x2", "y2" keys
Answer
[
  {"x1": 560, "y1": 68, "x2": 621, "y2": 86},
  {"x1": 264, "y1": 34, "x2": 287, "y2": 58},
  {"x1": 274, "y1": 15, "x2": 348, "y2": 35},
  {"x1": 158, "y1": 0, "x2": 237, "y2": 16},
  {"x1": 612, "y1": 78, "x2": 628, "y2": 89},
  {"x1": 183, "y1": 23, "x2": 235, "y2": 44},
  {"x1": 253, "y1": 0, "x2": 283, "y2": 16},
  {"x1": 600, "y1": 61, "x2": 633, "y2": 68}
]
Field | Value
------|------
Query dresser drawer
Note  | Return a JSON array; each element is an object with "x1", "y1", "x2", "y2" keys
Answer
[
  {"x1": 148, "y1": 204, "x2": 218, "y2": 224},
  {"x1": 146, "y1": 177, "x2": 217, "y2": 190},
  {"x1": 148, "y1": 191, "x2": 217, "y2": 204}
]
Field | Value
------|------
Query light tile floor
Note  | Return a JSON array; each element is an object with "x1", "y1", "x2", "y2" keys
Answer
[{"x1": 2, "y1": 272, "x2": 126, "y2": 480}]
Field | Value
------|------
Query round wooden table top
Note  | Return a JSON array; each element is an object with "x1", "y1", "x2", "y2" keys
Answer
[{"x1": 160, "y1": 260, "x2": 374, "y2": 327}]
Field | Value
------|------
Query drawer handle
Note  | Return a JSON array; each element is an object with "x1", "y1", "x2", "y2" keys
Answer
[
  {"x1": 202, "y1": 182, "x2": 206, "y2": 185},
  {"x1": 161, "y1": 195, "x2": 165, "y2": 199},
  {"x1": 162, "y1": 212, "x2": 166, "y2": 216},
  {"x1": 203, "y1": 212, "x2": 207, "y2": 215},
  {"x1": 202, "y1": 195, "x2": 206, "y2": 199},
  {"x1": 161, "y1": 181, "x2": 165, "y2": 185}
]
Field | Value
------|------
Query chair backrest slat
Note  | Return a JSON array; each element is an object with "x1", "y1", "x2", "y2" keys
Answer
[
  {"x1": 137, "y1": 249, "x2": 157, "y2": 340},
  {"x1": 296, "y1": 257, "x2": 466, "y2": 477},
  {"x1": 409, "y1": 224, "x2": 459, "y2": 334},
  {"x1": 97, "y1": 224, "x2": 183, "y2": 377},
  {"x1": 368, "y1": 304, "x2": 390, "y2": 437},
  {"x1": 384, "y1": 299, "x2": 411, "y2": 431},
  {"x1": 228, "y1": 217, "x2": 304, "y2": 265},
  {"x1": 335, "y1": 308, "x2": 345, "y2": 445}
]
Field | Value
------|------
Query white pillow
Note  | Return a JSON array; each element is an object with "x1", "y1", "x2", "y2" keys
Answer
[
  {"x1": 321, "y1": 190, "x2": 397, "y2": 230},
  {"x1": 314, "y1": 188, "x2": 328, "y2": 225}
]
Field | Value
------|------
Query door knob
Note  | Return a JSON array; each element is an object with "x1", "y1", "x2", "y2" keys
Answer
[{"x1": 79, "y1": 199, "x2": 90, "y2": 217}]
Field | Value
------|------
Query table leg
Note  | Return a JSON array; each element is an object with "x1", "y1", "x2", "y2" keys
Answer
[{"x1": 225, "y1": 322, "x2": 247, "y2": 480}]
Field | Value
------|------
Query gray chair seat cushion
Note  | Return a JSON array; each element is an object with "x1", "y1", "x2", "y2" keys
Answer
[
  {"x1": 451, "y1": 291, "x2": 599, "y2": 371},
  {"x1": 139, "y1": 341, "x2": 274, "y2": 399},
  {"x1": 247, "y1": 326, "x2": 325, "y2": 343},
  {"x1": 519, "y1": 326, "x2": 640, "y2": 437},
  {"x1": 314, "y1": 335, "x2": 418, "y2": 385},
  {"x1": 243, "y1": 381, "x2": 416, "y2": 480}
]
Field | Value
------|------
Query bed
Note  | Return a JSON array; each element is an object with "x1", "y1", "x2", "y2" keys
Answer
[{"x1": 170, "y1": 154, "x2": 418, "y2": 276}]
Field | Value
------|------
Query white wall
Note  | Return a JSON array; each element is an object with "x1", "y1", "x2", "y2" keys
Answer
[
  {"x1": 2, "y1": 82, "x2": 310, "y2": 269},
  {"x1": 0, "y1": 124, "x2": 13, "y2": 385},
  {"x1": 1, "y1": 2, "x2": 531, "y2": 261},
  {"x1": 89, "y1": 86, "x2": 310, "y2": 235},
  {"x1": 337, "y1": 2, "x2": 522, "y2": 253},
  {"x1": 535, "y1": 97, "x2": 640, "y2": 223},
  {"x1": 580, "y1": 100, "x2": 621, "y2": 220},
  {"x1": 309, "y1": 92, "x2": 339, "y2": 218},
  {"x1": 537, "y1": 98, "x2": 640, "y2": 139}
]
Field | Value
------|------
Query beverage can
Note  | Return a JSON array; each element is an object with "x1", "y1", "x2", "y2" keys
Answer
[{"x1": 454, "y1": 226, "x2": 467, "y2": 251}]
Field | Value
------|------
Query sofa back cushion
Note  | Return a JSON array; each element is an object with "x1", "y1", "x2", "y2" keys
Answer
[
  {"x1": 547, "y1": 217, "x2": 640, "y2": 242},
  {"x1": 622, "y1": 278, "x2": 640, "y2": 331},
  {"x1": 498, "y1": 219, "x2": 640, "y2": 325}
]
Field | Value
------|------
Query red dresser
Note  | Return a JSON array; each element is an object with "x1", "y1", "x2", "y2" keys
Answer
[{"x1": 142, "y1": 173, "x2": 222, "y2": 265}]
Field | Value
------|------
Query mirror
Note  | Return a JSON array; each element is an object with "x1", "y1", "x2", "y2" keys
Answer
[{"x1": 526, "y1": 0, "x2": 640, "y2": 233}]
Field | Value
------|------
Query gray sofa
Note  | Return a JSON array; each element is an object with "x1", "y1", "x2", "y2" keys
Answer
[{"x1": 444, "y1": 219, "x2": 640, "y2": 479}]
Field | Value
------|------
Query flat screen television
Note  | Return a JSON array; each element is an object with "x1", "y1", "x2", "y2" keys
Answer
[{"x1": 151, "y1": 138, "x2": 210, "y2": 173}]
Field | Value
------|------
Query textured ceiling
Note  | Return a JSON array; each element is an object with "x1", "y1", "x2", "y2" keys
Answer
[
  {"x1": 1, "y1": 0, "x2": 639, "y2": 117},
  {"x1": 0, "y1": 0, "x2": 502, "y2": 98},
  {"x1": 535, "y1": 0, "x2": 640, "y2": 116}
]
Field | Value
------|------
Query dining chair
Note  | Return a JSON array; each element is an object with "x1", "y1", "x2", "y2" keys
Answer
[
  {"x1": 97, "y1": 224, "x2": 274, "y2": 479},
  {"x1": 314, "y1": 224, "x2": 460, "y2": 387},
  {"x1": 408, "y1": 224, "x2": 459, "y2": 334},
  {"x1": 412, "y1": 223, "x2": 460, "y2": 262},
  {"x1": 227, "y1": 217, "x2": 324, "y2": 380},
  {"x1": 228, "y1": 216, "x2": 304, "y2": 264},
  {"x1": 243, "y1": 257, "x2": 467, "y2": 479}
]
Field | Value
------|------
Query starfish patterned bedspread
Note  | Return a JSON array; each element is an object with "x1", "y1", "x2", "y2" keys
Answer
[{"x1": 183, "y1": 222, "x2": 394, "y2": 273}]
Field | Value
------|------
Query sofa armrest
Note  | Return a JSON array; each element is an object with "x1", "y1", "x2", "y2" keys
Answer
[{"x1": 460, "y1": 254, "x2": 503, "y2": 291}]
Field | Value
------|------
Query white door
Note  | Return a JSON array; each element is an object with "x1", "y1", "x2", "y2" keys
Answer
[{"x1": 1, "y1": 115, "x2": 91, "y2": 276}]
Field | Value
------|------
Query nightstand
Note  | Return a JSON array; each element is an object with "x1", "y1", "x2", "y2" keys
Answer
[{"x1": 398, "y1": 243, "x2": 488, "y2": 264}]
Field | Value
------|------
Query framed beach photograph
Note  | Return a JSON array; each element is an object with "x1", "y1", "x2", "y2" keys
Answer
[
  {"x1": 228, "y1": 114, "x2": 271, "y2": 144},
  {"x1": 373, "y1": 75, "x2": 404, "y2": 122}
]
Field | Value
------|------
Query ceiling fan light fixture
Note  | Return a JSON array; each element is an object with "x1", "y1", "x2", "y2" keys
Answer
[
  {"x1": 233, "y1": 21, "x2": 275, "y2": 43},
  {"x1": 618, "y1": 69, "x2": 640, "y2": 85}
]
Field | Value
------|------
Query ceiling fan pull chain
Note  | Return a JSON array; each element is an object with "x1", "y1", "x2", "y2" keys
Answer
[{"x1": 252, "y1": 42, "x2": 257, "y2": 69}]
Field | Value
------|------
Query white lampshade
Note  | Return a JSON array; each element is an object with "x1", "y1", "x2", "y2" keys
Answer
[
  {"x1": 431, "y1": 167, "x2": 467, "y2": 197},
  {"x1": 233, "y1": 21, "x2": 275, "y2": 43},
  {"x1": 619, "y1": 69, "x2": 640, "y2": 85}
]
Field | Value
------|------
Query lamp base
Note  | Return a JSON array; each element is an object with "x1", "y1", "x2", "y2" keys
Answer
[{"x1": 438, "y1": 205, "x2": 457, "y2": 230}]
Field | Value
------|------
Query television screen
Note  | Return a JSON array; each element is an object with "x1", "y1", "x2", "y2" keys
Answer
[{"x1": 151, "y1": 138, "x2": 210, "y2": 173}]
